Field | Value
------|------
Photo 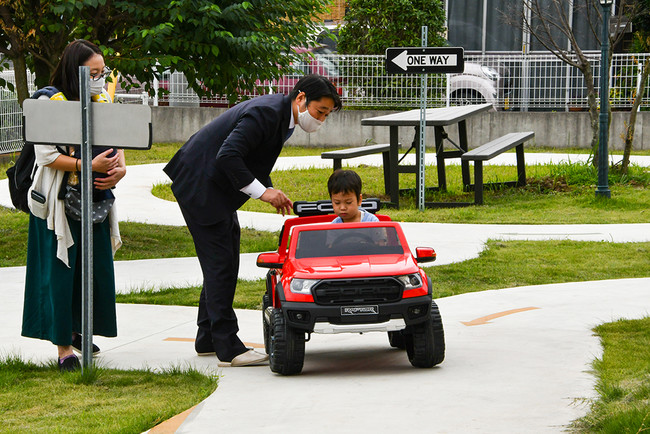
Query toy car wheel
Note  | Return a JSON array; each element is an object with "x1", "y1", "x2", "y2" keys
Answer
[
  {"x1": 405, "y1": 300, "x2": 445, "y2": 368},
  {"x1": 262, "y1": 293, "x2": 271, "y2": 354},
  {"x1": 387, "y1": 331, "x2": 406, "y2": 349},
  {"x1": 450, "y1": 89, "x2": 486, "y2": 106},
  {"x1": 269, "y1": 308, "x2": 305, "y2": 375}
]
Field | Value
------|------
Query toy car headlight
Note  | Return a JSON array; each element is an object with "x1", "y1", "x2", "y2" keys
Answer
[
  {"x1": 397, "y1": 274, "x2": 423, "y2": 290},
  {"x1": 290, "y1": 278, "x2": 320, "y2": 294}
]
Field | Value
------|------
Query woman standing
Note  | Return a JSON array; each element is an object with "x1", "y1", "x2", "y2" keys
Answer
[{"x1": 22, "y1": 39, "x2": 126, "y2": 372}]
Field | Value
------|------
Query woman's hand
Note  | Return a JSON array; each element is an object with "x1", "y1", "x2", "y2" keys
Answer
[
  {"x1": 94, "y1": 149, "x2": 126, "y2": 190},
  {"x1": 94, "y1": 165, "x2": 126, "y2": 190},
  {"x1": 91, "y1": 149, "x2": 120, "y2": 174}
]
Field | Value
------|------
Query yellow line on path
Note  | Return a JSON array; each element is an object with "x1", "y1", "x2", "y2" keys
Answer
[{"x1": 461, "y1": 307, "x2": 541, "y2": 326}]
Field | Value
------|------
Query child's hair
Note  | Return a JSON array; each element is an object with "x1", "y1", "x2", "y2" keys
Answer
[{"x1": 327, "y1": 169, "x2": 362, "y2": 198}]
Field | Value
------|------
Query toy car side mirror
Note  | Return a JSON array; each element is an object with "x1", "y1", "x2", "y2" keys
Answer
[
  {"x1": 415, "y1": 247, "x2": 436, "y2": 263},
  {"x1": 257, "y1": 252, "x2": 284, "y2": 269}
]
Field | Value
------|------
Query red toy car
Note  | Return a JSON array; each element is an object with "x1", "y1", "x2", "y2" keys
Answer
[{"x1": 256, "y1": 199, "x2": 445, "y2": 375}]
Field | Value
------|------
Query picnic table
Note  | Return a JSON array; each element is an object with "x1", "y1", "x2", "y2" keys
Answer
[{"x1": 361, "y1": 103, "x2": 493, "y2": 208}]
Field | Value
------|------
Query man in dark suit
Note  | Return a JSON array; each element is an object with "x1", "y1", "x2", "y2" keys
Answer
[{"x1": 164, "y1": 75, "x2": 342, "y2": 366}]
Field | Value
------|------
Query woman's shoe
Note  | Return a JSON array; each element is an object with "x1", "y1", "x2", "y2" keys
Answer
[
  {"x1": 59, "y1": 354, "x2": 81, "y2": 372},
  {"x1": 71, "y1": 333, "x2": 100, "y2": 355}
]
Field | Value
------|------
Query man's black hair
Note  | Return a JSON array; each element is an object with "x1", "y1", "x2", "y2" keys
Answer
[
  {"x1": 327, "y1": 169, "x2": 362, "y2": 198},
  {"x1": 289, "y1": 74, "x2": 342, "y2": 111}
]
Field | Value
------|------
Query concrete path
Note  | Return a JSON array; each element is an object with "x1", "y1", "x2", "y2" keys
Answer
[
  {"x1": 3, "y1": 276, "x2": 649, "y2": 433},
  {"x1": 1, "y1": 152, "x2": 649, "y2": 433}
]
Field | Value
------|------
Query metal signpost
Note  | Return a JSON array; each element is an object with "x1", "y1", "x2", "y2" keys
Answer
[
  {"x1": 23, "y1": 69, "x2": 152, "y2": 373},
  {"x1": 385, "y1": 36, "x2": 464, "y2": 210},
  {"x1": 79, "y1": 66, "x2": 94, "y2": 367}
]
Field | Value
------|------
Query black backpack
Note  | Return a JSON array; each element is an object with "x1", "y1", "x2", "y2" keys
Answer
[{"x1": 5, "y1": 86, "x2": 61, "y2": 213}]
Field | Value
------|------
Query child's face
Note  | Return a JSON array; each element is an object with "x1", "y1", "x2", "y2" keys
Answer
[{"x1": 331, "y1": 191, "x2": 362, "y2": 223}]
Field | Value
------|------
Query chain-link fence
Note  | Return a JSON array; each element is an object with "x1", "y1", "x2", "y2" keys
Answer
[
  {"x1": 2, "y1": 52, "x2": 649, "y2": 153},
  {"x1": 0, "y1": 70, "x2": 36, "y2": 154}
]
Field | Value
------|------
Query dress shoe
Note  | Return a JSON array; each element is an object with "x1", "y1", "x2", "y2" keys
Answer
[
  {"x1": 217, "y1": 349, "x2": 269, "y2": 367},
  {"x1": 59, "y1": 354, "x2": 81, "y2": 372},
  {"x1": 71, "y1": 333, "x2": 100, "y2": 355}
]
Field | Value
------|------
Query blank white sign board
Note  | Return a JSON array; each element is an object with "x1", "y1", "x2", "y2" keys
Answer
[{"x1": 23, "y1": 99, "x2": 152, "y2": 149}]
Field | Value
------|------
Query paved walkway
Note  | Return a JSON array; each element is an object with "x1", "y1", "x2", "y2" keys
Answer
[{"x1": 1, "y1": 152, "x2": 650, "y2": 433}]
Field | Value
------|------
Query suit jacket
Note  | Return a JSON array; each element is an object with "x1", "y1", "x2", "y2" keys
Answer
[{"x1": 164, "y1": 94, "x2": 292, "y2": 225}]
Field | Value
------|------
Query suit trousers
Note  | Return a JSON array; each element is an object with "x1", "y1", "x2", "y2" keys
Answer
[{"x1": 179, "y1": 205, "x2": 247, "y2": 362}]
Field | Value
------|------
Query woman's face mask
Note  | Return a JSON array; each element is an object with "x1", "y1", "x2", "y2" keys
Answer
[
  {"x1": 297, "y1": 101, "x2": 323, "y2": 133},
  {"x1": 89, "y1": 77, "x2": 105, "y2": 96}
]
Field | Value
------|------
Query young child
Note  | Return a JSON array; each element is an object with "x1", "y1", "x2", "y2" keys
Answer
[{"x1": 327, "y1": 169, "x2": 379, "y2": 223}]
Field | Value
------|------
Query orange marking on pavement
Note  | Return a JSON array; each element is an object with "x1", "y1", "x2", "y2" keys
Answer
[
  {"x1": 149, "y1": 405, "x2": 197, "y2": 433},
  {"x1": 164, "y1": 337, "x2": 264, "y2": 349},
  {"x1": 461, "y1": 307, "x2": 541, "y2": 326}
]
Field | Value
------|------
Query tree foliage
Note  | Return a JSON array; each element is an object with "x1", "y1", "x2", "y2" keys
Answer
[
  {"x1": 0, "y1": 0, "x2": 331, "y2": 104},
  {"x1": 337, "y1": 0, "x2": 446, "y2": 55},
  {"x1": 505, "y1": 0, "x2": 640, "y2": 167}
]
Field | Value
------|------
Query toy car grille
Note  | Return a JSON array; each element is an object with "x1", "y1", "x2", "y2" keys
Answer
[{"x1": 312, "y1": 278, "x2": 403, "y2": 305}]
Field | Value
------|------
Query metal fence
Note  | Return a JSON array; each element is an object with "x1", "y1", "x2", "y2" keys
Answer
[
  {"x1": 145, "y1": 52, "x2": 650, "y2": 112},
  {"x1": 0, "y1": 71, "x2": 36, "y2": 154},
  {"x1": 1, "y1": 52, "x2": 649, "y2": 153}
]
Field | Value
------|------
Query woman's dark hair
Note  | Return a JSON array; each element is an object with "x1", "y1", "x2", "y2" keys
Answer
[
  {"x1": 50, "y1": 39, "x2": 102, "y2": 101},
  {"x1": 289, "y1": 74, "x2": 342, "y2": 111},
  {"x1": 328, "y1": 169, "x2": 362, "y2": 198}
]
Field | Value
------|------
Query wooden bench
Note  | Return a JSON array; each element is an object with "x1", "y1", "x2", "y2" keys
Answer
[
  {"x1": 321, "y1": 143, "x2": 392, "y2": 194},
  {"x1": 461, "y1": 131, "x2": 535, "y2": 205}
]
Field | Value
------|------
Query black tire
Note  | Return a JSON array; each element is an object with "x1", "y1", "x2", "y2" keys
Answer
[
  {"x1": 262, "y1": 293, "x2": 271, "y2": 354},
  {"x1": 405, "y1": 300, "x2": 445, "y2": 368},
  {"x1": 269, "y1": 308, "x2": 305, "y2": 375},
  {"x1": 450, "y1": 90, "x2": 486, "y2": 106},
  {"x1": 388, "y1": 331, "x2": 406, "y2": 349}
]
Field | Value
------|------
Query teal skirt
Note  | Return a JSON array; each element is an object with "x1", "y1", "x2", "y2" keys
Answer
[{"x1": 21, "y1": 214, "x2": 117, "y2": 346}]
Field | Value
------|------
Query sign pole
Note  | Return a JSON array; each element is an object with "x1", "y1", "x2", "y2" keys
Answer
[
  {"x1": 418, "y1": 26, "x2": 428, "y2": 211},
  {"x1": 79, "y1": 66, "x2": 94, "y2": 372},
  {"x1": 384, "y1": 44, "x2": 464, "y2": 209}
]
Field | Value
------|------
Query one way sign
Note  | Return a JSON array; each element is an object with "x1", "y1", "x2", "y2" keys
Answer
[{"x1": 385, "y1": 47, "x2": 464, "y2": 74}]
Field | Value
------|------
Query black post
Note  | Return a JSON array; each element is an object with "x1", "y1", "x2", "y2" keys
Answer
[{"x1": 596, "y1": 1, "x2": 612, "y2": 198}]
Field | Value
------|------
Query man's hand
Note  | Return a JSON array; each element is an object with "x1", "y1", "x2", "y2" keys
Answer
[{"x1": 260, "y1": 188, "x2": 293, "y2": 216}]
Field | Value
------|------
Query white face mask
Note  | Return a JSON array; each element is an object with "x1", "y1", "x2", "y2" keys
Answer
[
  {"x1": 89, "y1": 77, "x2": 105, "y2": 96},
  {"x1": 297, "y1": 103, "x2": 323, "y2": 133}
]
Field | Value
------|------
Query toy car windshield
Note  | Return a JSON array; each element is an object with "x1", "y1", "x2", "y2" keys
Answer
[{"x1": 295, "y1": 226, "x2": 404, "y2": 259}]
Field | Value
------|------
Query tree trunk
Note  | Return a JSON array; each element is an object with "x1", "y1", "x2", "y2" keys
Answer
[
  {"x1": 32, "y1": 57, "x2": 52, "y2": 90},
  {"x1": 582, "y1": 65, "x2": 600, "y2": 167},
  {"x1": 12, "y1": 54, "x2": 30, "y2": 107},
  {"x1": 621, "y1": 56, "x2": 650, "y2": 174}
]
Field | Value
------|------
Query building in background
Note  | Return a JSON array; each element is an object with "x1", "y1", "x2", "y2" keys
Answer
[{"x1": 322, "y1": 0, "x2": 633, "y2": 54}]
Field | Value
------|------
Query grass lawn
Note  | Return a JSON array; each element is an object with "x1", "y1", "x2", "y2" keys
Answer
[
  {"x1": 0, "y1": 208, "x2": 278, "y2": 267},
  {"x1": 572, "y1": 318, "x2": 650, "y2": 433},
  {"x1": 0, "y1": 355, "x2": 217, "y2": 434},
  {"x1": 151, "y1": 156, "x2": 650, "y2": 224},
  {"x1": 115, "y1": 239, "x2": 650, "y2": 309}
]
